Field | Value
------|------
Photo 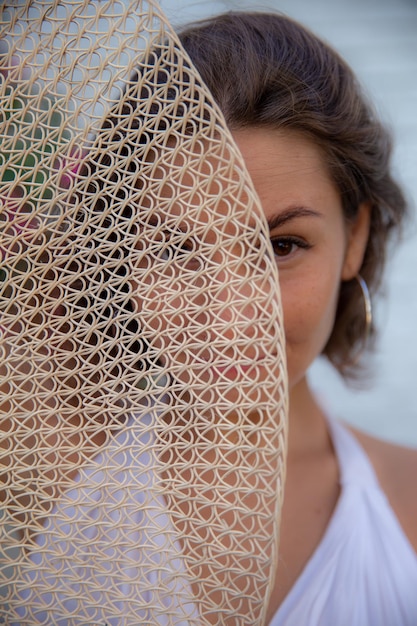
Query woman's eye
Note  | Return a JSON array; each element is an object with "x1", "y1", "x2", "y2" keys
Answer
[
  {"x1": 270, "y1": 237, "x2": 310, "y2": 258},
  {"x1": 163, "y1": 235, "x2": 194, "y2": 258},
  {"x1": 160, "y1": 233, "x2": 201, "y2": 270}
]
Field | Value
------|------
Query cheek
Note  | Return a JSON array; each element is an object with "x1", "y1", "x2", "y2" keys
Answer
[
  {"x1": 280, "y1": 271, "x2": 341, "y2": 377},
  {"x1": 133, "y1": 285, "x2": 193, "y2": 352}
]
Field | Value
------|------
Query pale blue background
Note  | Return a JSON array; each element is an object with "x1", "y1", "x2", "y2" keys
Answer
[{"x1": 160, "y1": 0, "x2": 417, "y2": 445}]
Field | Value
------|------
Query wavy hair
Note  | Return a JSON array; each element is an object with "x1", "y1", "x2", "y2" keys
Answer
[{"x1": 178, "y1": 11, "x2": 408, "y2": 379}]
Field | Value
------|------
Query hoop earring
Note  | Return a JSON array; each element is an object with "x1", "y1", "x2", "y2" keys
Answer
[
  {"x1": 351, "y1": 274, "x2": 373, "y2": 367},
  {"x1": 356, "y1": 274, "x2": 372, "y2": 341},
  {"x1": 348, "y1": 274, "x2": 372, "y2": 366}
]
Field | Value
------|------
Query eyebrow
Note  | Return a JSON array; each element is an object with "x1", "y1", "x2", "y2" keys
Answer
[{"x1": 266, "y1": 206, "x2": 322, "y2": 231}]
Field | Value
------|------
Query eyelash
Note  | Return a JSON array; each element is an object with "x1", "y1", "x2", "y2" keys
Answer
[
  {"x1": 149, "y1": 222, "x2": 311, "y2": 266},
  {"x1": 162, "y1": 238, "x2": 195, "y2": 258},
  {"x1": 159, "y1": 230, "x2": 202, "y2": 270},
  {"x1": 270, "y1": 236, "x2": 312, "y2": 258}
]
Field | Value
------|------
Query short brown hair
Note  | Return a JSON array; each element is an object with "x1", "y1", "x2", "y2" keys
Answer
[{"x1": 178, "y1": 11, "x2": 408, "y2": 379}]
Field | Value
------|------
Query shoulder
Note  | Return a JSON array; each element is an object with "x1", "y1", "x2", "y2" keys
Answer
[{"x1": 349, "y1": 426, "x2": 417, "y2": 552}]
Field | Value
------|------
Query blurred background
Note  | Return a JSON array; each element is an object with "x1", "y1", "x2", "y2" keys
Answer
[{"x1": 160, "y1": 0, "x2": 417, "y2": 445}]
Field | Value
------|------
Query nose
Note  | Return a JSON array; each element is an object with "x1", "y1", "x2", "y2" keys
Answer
[{"x1": 189, "y1": 236, "x2": 280, "y2": 350}]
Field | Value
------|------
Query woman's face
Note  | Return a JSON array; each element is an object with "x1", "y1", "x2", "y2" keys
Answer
[
  {"x1": 131, "y1": 132, "x2": 284, "y2": 410},
  {"x1": 132, "y1": 127, "x2": 369, "y2": 400},
  {"x1": 232, "y1": 128, "x2": 370, "y2": 392}
]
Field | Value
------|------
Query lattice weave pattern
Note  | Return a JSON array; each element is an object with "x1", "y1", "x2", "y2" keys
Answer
[{"x1": 0, "y1": 1, "x2": 288, "y2": 624}]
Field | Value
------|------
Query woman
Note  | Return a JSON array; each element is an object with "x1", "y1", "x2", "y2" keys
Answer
[
  {"x1": 5, "y1": 8, "x2": 416, "y2": 625},
  {"x1": 177, "y1": 10, "x2": 417, "y2": 624},
  {"x1": 3, "y1": 7, "x2": 286, "y2": 622}
]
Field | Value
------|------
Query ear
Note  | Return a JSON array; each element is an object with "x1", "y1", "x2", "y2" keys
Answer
[{"x1": 341, "y1": 202, "x2": 371, "y2": 281}]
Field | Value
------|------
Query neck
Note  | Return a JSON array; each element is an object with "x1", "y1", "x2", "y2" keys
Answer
[{"x1": 287, "y1": 375, "x2": 330, "y2": 462}]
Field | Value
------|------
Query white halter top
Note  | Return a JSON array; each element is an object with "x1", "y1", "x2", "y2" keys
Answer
[
  {"x1": 270, "y1": 418, "x2": 417, "y2": 625},
  {"x1": 11, "y1": 417, "x2": 417, "y2": 624}
]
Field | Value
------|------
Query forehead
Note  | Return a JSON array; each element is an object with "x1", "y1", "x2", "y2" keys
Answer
[
  {"x1": 233, "y1": 128, "x2": 332, "y2": 180},
  {"x1": 134, "y1": 132, "x2": 265, "y2": 236},
  {"x1": 231, "y1": 127, "x2": 341, "y2": 218}
]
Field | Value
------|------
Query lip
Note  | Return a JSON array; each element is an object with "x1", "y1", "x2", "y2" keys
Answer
[
  {"x1": 214, "y1": 363, "x2": 255, "y2": 373},
  {"x1": 210, "y1": 356, "x2": 274, "y2": 379}
]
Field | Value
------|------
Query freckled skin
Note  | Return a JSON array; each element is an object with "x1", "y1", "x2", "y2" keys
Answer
[
  {"x1": 232, "y1": 128, "x2": 366, "y2": 394},
  {"x1": 232, "y1": 127, "x2": 374, "y2": 616},
  {"x1": 131, "y1": 125, "x2": 417, "y2": 617}
]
